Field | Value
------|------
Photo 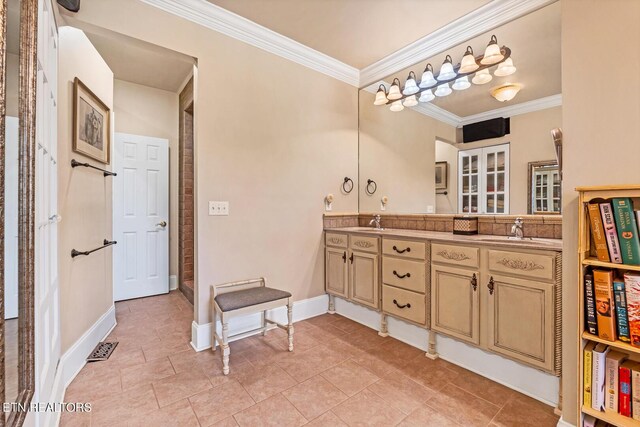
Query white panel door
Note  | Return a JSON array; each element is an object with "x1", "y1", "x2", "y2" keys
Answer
[
  {"x1": 4, "y1": 117, "x2": 18, "y2": 319},
  {"x1": 113, "y1": 133, "x2": 169, "y2": 301}
]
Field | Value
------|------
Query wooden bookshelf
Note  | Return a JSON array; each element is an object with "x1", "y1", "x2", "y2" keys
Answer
[{"x1": 578, "y1": 186, "x2": 640, "y2": 427}]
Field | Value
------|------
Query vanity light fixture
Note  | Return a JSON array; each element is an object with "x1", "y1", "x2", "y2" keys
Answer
[
  {"x1": 373, "y1": 35, "x2": 514, "y2": 110},
  {"x1": 490, "y1": 83, "x2": 522, "y2": 102}
]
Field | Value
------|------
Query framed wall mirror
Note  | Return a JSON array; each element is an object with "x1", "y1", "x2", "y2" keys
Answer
[
  {"x1": 2, "y1": 0, "x2": 38, "y2": 424},
  {"x1": 528, "y1": 160, "x2": 561, "y2": 215}
]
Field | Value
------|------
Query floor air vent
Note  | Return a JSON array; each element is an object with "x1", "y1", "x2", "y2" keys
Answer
[{"x1": 87, "y1": 342, "x2": 118, "y2": 362}]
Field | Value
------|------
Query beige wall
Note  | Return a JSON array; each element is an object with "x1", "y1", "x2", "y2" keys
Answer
[
  {"x1": 359, "y1": 91, "x2": 456, "y2": 213},
  {"x1": 58, "y1": 27, "x2": 114, "y2": 353},
  {"x1": 562, "y1": 1, "x2": 640, "y2": 424},
  {"x1": 113, "y1": 79, "x2": 180, "y2": 277},
  {"x1": 435, "y1": 139, "x2": 458, "y2": 213},
  {"x1": 6, "y1": 53, "x2": 18, "y2": 117},
  {"x1": 69, "y1": 0, "x2": 359, "y2": 325},
  {"x1": 435, "y1": 107, "x2": 562, "y2": 214}
]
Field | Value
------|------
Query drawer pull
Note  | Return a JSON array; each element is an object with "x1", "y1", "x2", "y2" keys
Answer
[
  {"x1": 471, "y1": 273, "x2": 477, "y2": 291},
  {"x1": 393, "y1": 270, "x2": 411, "y2": 279},
  {"x1": 349, "y1": 253, "x2": 354, "y2": 264},
  {"x1": 342, "y1": 251, "x2": 346, "y2": 263},
  {"x1": 393, "y1": 299, "x2": 411, "y2": 309},
  {"x1": 488, "y1": 276, "x2": 495, "y2": 295},
  {"x1": 393, "y1": 245, "x2": 411, "y2": 254}
]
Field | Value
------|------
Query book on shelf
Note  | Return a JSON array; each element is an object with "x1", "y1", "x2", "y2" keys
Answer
[
  {"x1": 632, "y1": 362, "x2": 640, "y2": 421},
  {"x1": 620, "y1": 360, "x2": 637, "y2": 417},
  {"x1": 594, "y1": 269, "x2": 617, "y2": 341},
  {"x1": 585, "y1": 273, "x2": 599, "y2": 335},
  {"x1": 582, "y1": 414, "x2": 597, "y2": 427},
  {"x1": 625, "y1": 273, "x2": 640, "y2": 348},
  {"x1": 584, "y1": 341, "x2": 596, "y2": 408},
  {"x1": 605, "y1": 350, "x2": 627, "y2": 414},
  {"x1": 588, "y1": 202, "x2": 611, "y2": 262},
  {"x1": 614, "y1": 277, "x2": 631, "y2": 342},
  {"x1": 600, "y1": 202, "x2": 623, "y2": 264},
  {"x1": 592, "y1": 343, "x2": 610, "y2": 411},
  {"x1": 612, "y1": 198, "x2": 640, "y2": 265}
]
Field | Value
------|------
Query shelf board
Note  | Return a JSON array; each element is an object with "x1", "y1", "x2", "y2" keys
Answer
[
  {"x1": 582, "y1": 258, "x2": 640, "y2": 271},
  {"x1": 582, "y1": 406, "x2": 640, "y2": 427},
  {"x1": 582, "y1": 332, "x2": 640, "y2": 355}
]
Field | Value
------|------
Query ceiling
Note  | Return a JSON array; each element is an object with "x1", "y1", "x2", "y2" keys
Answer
[
  {"x1": 84, "y1": 29, "x2": 194, "y2": 92},
  {"x1": 207, "y1": 0, "x2": 491, "y2": 69},
  {"x1": 373, "y1": 2, "x2": 561, "y2": 118}
]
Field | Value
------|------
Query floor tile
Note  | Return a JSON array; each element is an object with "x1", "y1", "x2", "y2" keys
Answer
[
  {"x1": 332, "y1": 389, "x2": 406, "y2": 426},
  {"x1": 282, "y1": 375, "x2": 348, "y2": 420},
  {"x1": 426, "y1": 383, "x2": 501, "y2": 427},
  {"x1": 305, "y1": 313, "x2": 340, "y2": 328},
  {"x1": 367, "y1": 371, "x2": 435, "y2": 414},
  {"x1": 397, "y1": 404, "x2": 461, "y2": 427},
  {"x1": 491, "y1": 394, "x2": 559, "y2": 427},
  {"x1": 127, "y1": 399, "x2": 200, "y2": 426},
  {"x1": 120, "y1": 357, "x2": 175, "y2": 390},
  {"x1": 233, "y1": 393, "x2": 307, "y2": 427},
  {"x1": 277, "y1": 345, "x2": 347, "y2": 382},
  {"x1": 59, "y1": 410, "x2": 90, "y2": 427},
  {"x1": 305, "y1": 410, "x2": 348, "y2": 427},
  {"x1": 331, "y1": 317, "x2": 367, "y2": 334},
  {"x1": 90, "y1": 384, "x2": 159, "y2": 427},
  {"x1": 235, "y1": 364, "x2": 297, "y2": 402},
  {"x1": 321, "y1": 359, "x2": 379, "y2": 396},
  {"x1": 450, "y1": 368, "x2": 519, "y2": 407},
  {"x1": 399, "y1": 356, "x2": 458, "y2": 392},
  {"x1": 152, "y1": 369, "x2": 213, "y2": 407},
  {"x1": 189, "y1": 380, "x2": 255, "y2": 426},
  {"x1": 349, "y1": 350, "x2": 397, "y2": 379},
  {"x1": 142, "y1": 339, "x2": 192, "y2": 361}
]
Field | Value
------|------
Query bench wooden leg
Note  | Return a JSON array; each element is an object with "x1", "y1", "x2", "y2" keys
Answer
[
  {"x1": 261, "y1": 310, "x2": 267, "y2": 336},
  {"x1": 211, "y1": 307, "x2": 218, "y2": 352},
  {"x1": 287, "y1": 301, "x2": 294, "y2": 352},
  {"x1": 222, "y1": 321, "x2": 230, "y2": 375}
]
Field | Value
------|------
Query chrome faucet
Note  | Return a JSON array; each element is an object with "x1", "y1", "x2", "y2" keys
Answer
[
  {"x1": 510, "y1": 217, "x2": 525, "y2": 240},
  {"x1": 369, "y1": 214, "x2": 382, "y2": 230}
]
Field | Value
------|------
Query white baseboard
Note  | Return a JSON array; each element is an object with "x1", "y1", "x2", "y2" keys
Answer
[
  {"x1": 191, "y1": 294, "x2": 329, "y2": 351},
  {"x1": 334, "y1": 297, "x2": 560, "y2": 407},
  {"x1": 557, "y1": 417, "x2": 575, "y2": 427},
  {"x1": 170, "y1": 275, "x2": 177, "y2": 291}
]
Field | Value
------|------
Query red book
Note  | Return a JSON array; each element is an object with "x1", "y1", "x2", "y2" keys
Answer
[{"x1": 620, "y1": 361, "x2": 634, "y2": 417}]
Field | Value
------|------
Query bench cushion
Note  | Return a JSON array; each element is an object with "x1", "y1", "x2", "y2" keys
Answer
[{"x1": 215, "y1": 287, "x2": 292, "y2": 312}]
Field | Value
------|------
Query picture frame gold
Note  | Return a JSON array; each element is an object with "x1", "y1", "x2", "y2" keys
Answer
[
  {"x1": 435, "y1": 161, "x2": 448, "y2": 190},
  {"x1": 73, "y1": 77, "x2": 110, "y2": 164}
]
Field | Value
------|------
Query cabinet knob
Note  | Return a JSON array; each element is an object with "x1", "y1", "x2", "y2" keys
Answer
[
  {"x1": 393, "y1": 270, "x2": 411, "y2": 279},
  {"x1": 487, "y1": 276, "x2": 495, "y2": 295},
  {"x1": 349, "y1": 253, "x2": 354, "y2": 264},
  {"x1": 342, "y1": 251, "x2": 346, "y2": 263},
  {"x1": 470, "y1": 273, "x2": 477, "y2": 291}
]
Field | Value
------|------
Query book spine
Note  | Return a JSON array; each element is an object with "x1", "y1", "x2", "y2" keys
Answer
[
  {"x1": 633, "y1": 368, "x2": 640, "y2": 420},
  {"x1": 606, "y1": 356, "x2": 619, "y2": 413},
  {"x1": 594, "y1": 270, "x2": 616, "y2": 341},
  {"x1": 626, "y1": 274, "x2": 640, "y2": 348},
  {"x1": 600, "y1": 203, "x2": 623, "y2": 264},
  {"x1": 593, "y1": 349, "x2": 607, "y2": 410},
  {"x1": 588, "y1": 203, "x2": 611, "y2": 262},
  {"x1": 612, "y1": 198, "x2": 640, "y2": 265},
  {"x1": 620, "y1": 365, "x2": 632, "y2": 417},
  {"x1": 584, "y1": 347, "x2": 593, "y2": 408},
  {"x1": 614, "y1": 280, "x2": 631, "y2": 342},
  {"x1": 585, "y1": 274, "x2": 598, "y2": 335}
]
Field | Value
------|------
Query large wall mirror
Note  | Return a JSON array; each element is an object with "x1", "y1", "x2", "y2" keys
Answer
[
  {"x1": 2, "y1": 0, "x2": 37, "y2": 424},
  {"x1": 358, "y1": 2, "x2": 562, "y2": 216}
]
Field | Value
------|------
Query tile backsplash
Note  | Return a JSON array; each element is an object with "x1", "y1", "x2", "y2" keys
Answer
[{"x1": 323, "y1": 213, "x2": 562, "y2": 239}]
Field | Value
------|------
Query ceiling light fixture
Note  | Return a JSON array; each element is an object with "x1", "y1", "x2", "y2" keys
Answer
[
  {"x1": 490, "y1": 83, "x2": 522, "y2": 102},
  {"x1": 373, "y1": 35, "x2": 514, "y2": 110}
]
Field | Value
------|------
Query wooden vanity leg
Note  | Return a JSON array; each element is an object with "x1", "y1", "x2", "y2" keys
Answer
[
  {"x1": 287, "y1": 301, "x2": 294, "y2": 352},
  {"x1": 378, "y1": 312, "x2": 389, "y2": 337},
  {"x1": 554, "y1": 376, "x2": 562, "y2": 416},
  {"x1": 221, "y1": 321, "x2": 230, "y2": 375},
  {"x1": 328, "y1": 294, "x2": 336, "y2": 314},
  {"x1": 425, "y1": 329, "x2": 439, "y2": 360}
]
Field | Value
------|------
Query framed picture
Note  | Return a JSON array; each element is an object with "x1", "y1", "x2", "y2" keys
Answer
[
  {"x1": 73, "y1": 77, "x2": 111, "y2": 164},
  {"x1": 435, "y1": 161, "x2": 448, "y2": 190}
]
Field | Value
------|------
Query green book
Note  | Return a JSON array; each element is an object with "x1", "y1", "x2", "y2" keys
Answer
[{"x1": 612, "y1": 198, "x2": 640, "y2": 265}]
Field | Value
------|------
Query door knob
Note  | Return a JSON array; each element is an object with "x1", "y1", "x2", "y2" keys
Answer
[{"x1": 157, "y1": 221, "x2": 167, "y2": 228}]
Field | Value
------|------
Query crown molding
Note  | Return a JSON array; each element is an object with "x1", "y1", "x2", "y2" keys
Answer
[
  {"x1": 359, "y1": 0, "x2": 557, "y2": 88},
  {"x1": 412, "y1": 103, "x2": 462, "y2": 127},
  {"x1": 140, "y1": 0, "x2": 360, "y2": 86},
  {"x1": 458, "y1": 94, "x2": 562, "y2": 125}
]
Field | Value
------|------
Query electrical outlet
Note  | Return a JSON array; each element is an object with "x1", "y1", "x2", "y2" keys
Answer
[
  {"x1": 209, "y1": 201, "x2": 229, "y2": 216},
  {"x1": 427, "y1": 205, "x2": 434, "y2": 213}
]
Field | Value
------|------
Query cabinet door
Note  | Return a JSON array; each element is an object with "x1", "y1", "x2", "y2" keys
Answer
[
  {"x1": 325, "y1": 247, "x2": 348, "y2": 297},
  {"x1": 431, "y1": 264, "x2": 480, "y2": 345},
  {"x1": 349, "y1": 250, "x2": 379, "y2": 309},
  {"x1": 485, "y1": 274, "x2": 554, "y2": 372}
]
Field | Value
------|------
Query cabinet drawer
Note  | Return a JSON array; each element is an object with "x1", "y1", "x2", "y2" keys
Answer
[
  {"x1": 382, "y1": 285, "x2": 426, "y2": 325},
  {"x1": 382, "y1": 238, "x2": 426, "y2": 260},
  {"x1": 349, "y1": 235, "x2": 379, "y2": 253},
  {"x1": 382, "y1": 257, "x2": 426, "y2": 293},
  {"x1": 431, "y1": 243, "x2": 479, "y2": 268},
  {"x1": 487, "y1": 249, "x2": 555, "y2": 282},
  {"x1": 325, "y1": 232, "x2": 347, "y2": 248}
]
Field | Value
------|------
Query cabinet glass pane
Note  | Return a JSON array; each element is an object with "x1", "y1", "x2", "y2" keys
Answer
[
  {"x1": 487, "y1": 153, "x2": 495, "y2": 172},
  {"x1": 497, "y1": 172, "x2": 505, "y2": 192},
  {"x1": 471, "y1": 156, "x2": 478, "y2": 173},
  {"x1": 463, "y1": 157, "x2": 469, "y2": 173},
  {"x1": 471, "y1": 175, "x2": 478, "y2": 193},
  {"x1": 497, "y1": 152, "x2": 505, "y2": 171},
  {"x1": 497, "y1": 194, "x2": 505, "y2": 213},
  {"x1": 486, "y1": 173, "x2": 494, "y2": 192},
  {"x1": 463, "y1": 176, "x2": 469, "y2": 193},
  {"x1": 463, "y1": 196, "x2": 470, "y2": 213},
  {"x1": 487, "y1": 195, "x2": 495, "y2": 213},
  {"x1": 471, "y1": 195, "x2": 478, "y2": 213}
]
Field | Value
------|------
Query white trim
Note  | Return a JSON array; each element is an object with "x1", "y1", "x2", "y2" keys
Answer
[
  {"x1": 140, "y1": 0, "x2": 359, "y2": 86},
  {"x1": 333, "y1": 297, "x2": 559, "y2": 406},
  {"x1": 459, "y1": 94, "x2": 562, "y2": 126},
  {"x1": 170, "y1": 275, "x2": 178, "y2": 291},
  {"x1": 191, "y1": 294, "x2": 329, "y2": 351},
  {"x1": 556, "y1": 417, "x2": 575, "y2": 427},
  {"x1": 359, "y1": 0, "x2": 557, "y2": 87},
  {"x1": 412, "y1": 103, "x2": 461, "y2": 127}
]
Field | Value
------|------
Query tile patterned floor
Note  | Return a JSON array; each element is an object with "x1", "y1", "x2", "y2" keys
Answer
[{"x1": 60, "y1": 291, "x2": 560, "y2": 426}]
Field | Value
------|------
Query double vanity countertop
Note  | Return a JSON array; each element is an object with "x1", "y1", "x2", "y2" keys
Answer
[{"x1": 325, "y1": 226, "x2": 563, "y2": 252}]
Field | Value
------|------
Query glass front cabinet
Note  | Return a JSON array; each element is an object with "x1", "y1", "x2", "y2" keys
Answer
[{"x1": 458, "y1": 144, "x2": 510, "y2": 214}]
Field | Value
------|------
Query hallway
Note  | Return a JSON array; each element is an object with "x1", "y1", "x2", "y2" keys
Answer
[{"x1": 60, "y1": 292, "x2": 558, "y2": 426}]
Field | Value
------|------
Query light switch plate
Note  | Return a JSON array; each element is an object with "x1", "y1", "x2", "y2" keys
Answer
[{"x1": 209, "y1": 201, "x2": 229, "y2": 216}]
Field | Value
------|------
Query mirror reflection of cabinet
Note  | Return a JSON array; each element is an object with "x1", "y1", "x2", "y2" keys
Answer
[
  {"x1": 458, "y1": 143, "x2": 509, "y2": 214},
  {"x1": 528, "y1": 160, "x2": 561, "y2": 214}
]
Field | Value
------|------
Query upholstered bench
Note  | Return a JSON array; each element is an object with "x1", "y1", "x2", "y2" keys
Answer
[{"x1": 211, "y1": 278, "x2": 294, "y2": 375}]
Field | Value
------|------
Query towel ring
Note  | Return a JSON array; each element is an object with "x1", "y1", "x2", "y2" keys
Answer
[
  {"x1": 366, "y1": 179, "x2": 377, "y2": 195},
  {"x1": 342, "y1": 177, "x2": 354, "y2": 194}
]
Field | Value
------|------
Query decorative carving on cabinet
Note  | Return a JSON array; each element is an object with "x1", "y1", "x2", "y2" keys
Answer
[
  {"x1": 353, "y1": 240, "x2": 374, "y2": 249},
  {"x1": 496, "y1": 257, "x2": 544, "y2": 271},
  {"x1": 436, "y1": 250, "x2": 471, "y2": 262},
  {"x1": 328, "y1": 237, "x2": 344, "y2": 245}
]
